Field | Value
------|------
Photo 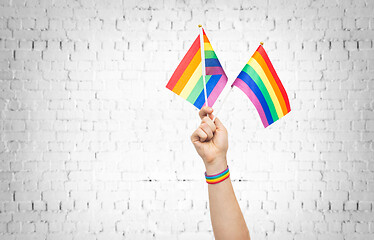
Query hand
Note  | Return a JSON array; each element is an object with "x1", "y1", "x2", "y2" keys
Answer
[{"x1": 191, "y1": 106, "x2": 228, "y2": 174}]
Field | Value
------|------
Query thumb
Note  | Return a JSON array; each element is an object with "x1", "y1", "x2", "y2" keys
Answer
[{"x1": 214, "y1": 117, "x2": 226, "y2": 131}]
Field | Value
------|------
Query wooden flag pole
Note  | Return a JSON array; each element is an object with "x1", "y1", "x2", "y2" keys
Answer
[{"x1": 198, "y1": 25, "x2": 208, "y2": 109}]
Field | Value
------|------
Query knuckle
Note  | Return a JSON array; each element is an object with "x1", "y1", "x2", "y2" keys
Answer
[{"x1": 203, "y1": 116, "x2": 213, "y2": 124}]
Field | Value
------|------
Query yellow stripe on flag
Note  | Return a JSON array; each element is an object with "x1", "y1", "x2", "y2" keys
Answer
[
  {"x1": 204, "y1": 43, "x2": 213, "y2": 51},
  {"x1": 248, "y1": 58, "x2": 284, "y2": 118},
  {"x1": 180, "y1": 63, "x2": 202, "y2": 99}
]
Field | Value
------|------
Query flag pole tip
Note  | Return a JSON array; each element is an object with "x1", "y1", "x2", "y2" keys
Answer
[
  {"x1": 260, "y1": 41, "x2": 264, "y2": 45},
  {"x1": 198, "y1": 24, "x2": 202, "y2": 28}
]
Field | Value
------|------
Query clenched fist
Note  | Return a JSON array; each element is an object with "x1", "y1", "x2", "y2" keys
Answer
[{"x1": 191, "y1": 106, "x2": 228, "y2": 175}]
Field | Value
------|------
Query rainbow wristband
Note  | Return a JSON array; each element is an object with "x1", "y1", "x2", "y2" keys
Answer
[{"x1": 205, "y1": 166, "x2": 230, "y2": 184}]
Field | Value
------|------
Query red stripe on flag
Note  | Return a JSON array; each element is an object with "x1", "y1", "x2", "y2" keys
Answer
[
  {"x1": 256, "y1": 45, "x2": 291, "y2": 113},
  {"x1": 202, "y1": 28, "x2": 210, "y2": 43},
  {"x1": 166, "y1": 36, "x2": 200, "y2": 91}
]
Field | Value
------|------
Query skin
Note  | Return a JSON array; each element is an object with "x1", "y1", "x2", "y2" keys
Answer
[{"x1": 191, "y1": 106, "x2": 251, "y2": 240}]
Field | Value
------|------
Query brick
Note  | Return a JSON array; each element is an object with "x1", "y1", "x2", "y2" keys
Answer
[
  {"x1": 16, "y1": 8, "x2": 45, "y2": 18},
  {"x1": 70, "y1": 51, "x2": 96, "y2": 61},
  {"x1": 345, "y1": 8, "x2": 374, "y2": 17},
  {"x1": 40, "y1": 30, "x2": 66, "y2": 40},
  {"x1": 351, "y1": 212, "x2": 374, "y2": 221},
  {"x1": 0, "y1": 50, "x2": 13, "y2": 60},
  {"x1": 323, "y1": 172, "x2": 348, "y2": 181},
  {"x1": 70, "y1": 191, "x2": 96, "y2": 201},
  {"x1": 42, "y1": 50, "x2": 69, "y2": 60},
  {"x1": 14, "y1": 191, "x2": 41, "y2": 201},
  {"x1": 322, "y1": 191, "x2": 349, "y2": 201},
  {"x1": 350, "y1": 192, "x2": 374, "y2": 201},
  {"x1": 0, "y1": 192, "x2": 13, "y2": 201},
  {"x1": 344, "y1": 201, "x2": 357, "y2": 211},
  {"x1": 13, "y1": 30, "x2": 40, "y2": 39},
  {"x1": 42, "y1": 191, "x2": 68, "y2": 201},
  {"x1": 47, "y1": 8, "x2": 73, "y2": 19},
  {"x1": 358, "y1": 201, "x2": 372, "y2": 211}
]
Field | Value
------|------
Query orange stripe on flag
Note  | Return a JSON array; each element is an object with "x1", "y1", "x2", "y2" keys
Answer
[
  {"x1": 203, "y1": 34, "x2": 209, "y2": 43},
  {"x1": 172, "y1": 48, "x2": 201, "y2": 95}
]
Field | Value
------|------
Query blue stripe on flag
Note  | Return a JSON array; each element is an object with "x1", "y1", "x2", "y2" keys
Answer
[
  {"x1": 193, "y1": 74, "x2": 221, "y2": 109},
  {"x1": 237, "y1": 71, "x2": 274, "y2": 124},
  {"x1": 205, "y1": 58, "x2": 222, "y2": 67}
]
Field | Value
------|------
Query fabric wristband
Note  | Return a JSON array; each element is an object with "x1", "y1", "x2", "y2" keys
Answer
[{"x1": 205, "y1": 165, "x2": 230, "y2": 184}]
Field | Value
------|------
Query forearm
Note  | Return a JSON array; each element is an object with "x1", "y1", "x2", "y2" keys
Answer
[{"x1": 206, "y1": 158, "x2": 250, "y2": 240}]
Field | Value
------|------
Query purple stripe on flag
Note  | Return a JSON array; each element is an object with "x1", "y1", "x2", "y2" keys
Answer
[
  {"x1": 203, "y1": 74, "x2": 228, "y2": 108},
  {"x1": 206, "y1": 67, "x2": 226, "y2": 75},
  {"x1": 232, "y1": 78, "x2": 269, "y2": 127}
]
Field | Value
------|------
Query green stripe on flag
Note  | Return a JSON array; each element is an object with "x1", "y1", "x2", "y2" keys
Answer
[
  {"x1": 205, "y1": 50, "x2": 217, "y2": 59},
  {"x1": 187, "y1": 75, "x2": 212, "y2": 104}
]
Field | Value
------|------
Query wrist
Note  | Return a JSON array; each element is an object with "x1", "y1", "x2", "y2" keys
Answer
[
  {"x1": 204, "y1": 156, "x2": 227, "y2": 175},
  {"x1": 205, "y1": 165, "x2": 230, "y2": 184}
]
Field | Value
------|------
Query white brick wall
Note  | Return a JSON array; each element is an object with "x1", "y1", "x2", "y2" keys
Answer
[{"x1": 0, "y1": 0, "x2": 373, "y2": 239}]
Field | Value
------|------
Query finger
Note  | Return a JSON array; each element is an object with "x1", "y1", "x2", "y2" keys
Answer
[
  {"x1": 199, "y1": 106, "x2": 213, "y2": 120},
  {"x1": 202, "y1": 116, "x2": 216, "y2": 133},
  {"x1": 200, "y1": 122, "x2": 214, "y2": 140},
  {"x1": 214, "y1": 117, "x2": 227, "y2": 132},
  {"x1": 191, "y1": 128, "x2": 207, "y2": 143}
]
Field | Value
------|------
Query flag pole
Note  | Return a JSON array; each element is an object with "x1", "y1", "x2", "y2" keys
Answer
[
  {"x1": 198, "y1": 25, "x2": 208, "y2": 110},
  {"x1": 213, "y1": 86, "x2": 233, "y2": 121}
]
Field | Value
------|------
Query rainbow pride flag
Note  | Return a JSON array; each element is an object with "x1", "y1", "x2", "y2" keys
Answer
[
  {"x1": 232, "y1": 44, "x2": 291, "y2": 128},
  {"x1": 166, "y1": 29, "x2": 227, "y2": 109}
]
